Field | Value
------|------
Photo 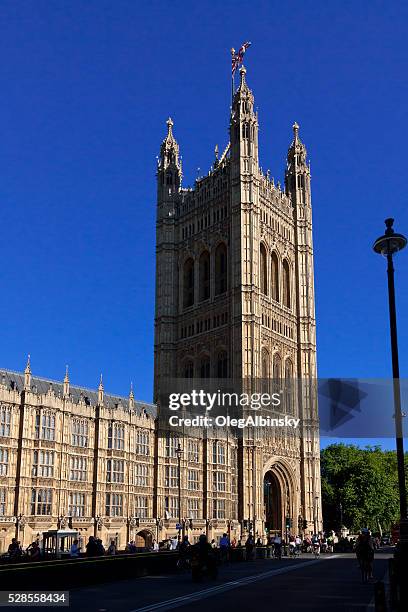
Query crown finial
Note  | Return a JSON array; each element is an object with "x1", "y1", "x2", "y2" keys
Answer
[
  {"x1": 25, "y1": 354, "x2": 31, "y2": 374},
  {"x1": 385, "y1": 218, "x2": 395, "y2": 235},
  {"x1": 293, "y1": 122, "x2": 299, "y2": 136},
  {"x1": 64, "y1": 365, "x2": 69, "y2": 382}
]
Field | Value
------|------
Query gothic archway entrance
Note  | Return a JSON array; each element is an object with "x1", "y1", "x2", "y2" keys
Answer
[
  {"x1": 135, "y1": 530, "x2": 153, "y2": 549},
  {"x1": 264, "y1": 470, "x2": 282, "y2": 533}
]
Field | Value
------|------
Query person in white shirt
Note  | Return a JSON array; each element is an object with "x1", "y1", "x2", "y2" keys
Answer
[
  {"x1": 295, "y1": 535, "x2": 302, "y2": 555},
  {"x1": 170, "y1": 537, "x2": 178, "y2": 550},
  {"x1": 273, "y1": 534, "x2": 282, "y2": 558}
]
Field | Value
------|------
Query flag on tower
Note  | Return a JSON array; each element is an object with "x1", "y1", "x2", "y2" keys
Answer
[{"x1": 231, "y1": 41, "x2": 252, "y2": 74}]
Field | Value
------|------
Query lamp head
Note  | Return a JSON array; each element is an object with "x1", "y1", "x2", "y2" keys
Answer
[{"x1": 373, "y1": 218, "x2": 407, "y2": 256}]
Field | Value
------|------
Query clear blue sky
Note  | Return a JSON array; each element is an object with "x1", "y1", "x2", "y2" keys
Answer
[{"x1": 1, "y1": 0, "x2": 407, "y2": 424}]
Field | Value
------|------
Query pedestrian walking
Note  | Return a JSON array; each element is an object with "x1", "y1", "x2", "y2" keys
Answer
[{"x1": 245, "y1": 533, "x2": 255, "y2": 560}]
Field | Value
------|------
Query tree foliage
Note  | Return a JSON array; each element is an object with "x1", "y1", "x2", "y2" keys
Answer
[{"x1": 320, "y1": 444, "x2": 405, "y2": 532}]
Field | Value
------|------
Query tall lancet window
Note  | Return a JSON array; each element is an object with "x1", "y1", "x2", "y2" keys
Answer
[
  {"x1": 271, "y1": 252, "x2": 279, "y2": 302},
  {"x1": 215, "y1": 244, "x2": 227, "y2": 295},
  {"x1": 183, "y1": 258, "x2": 195, "y2": 308},
  {"x1": 284, "y1": 359, "x2": 294, "y2": 414},
  {"x1": 199, "y1": 251, "x2": 210, "y2": 301},
  {"x1": 216, "y1": 352, "x2": 228, "y2": 378},
  {"x1": 272, "y1": 353, "x2": 281, "y2": 397},
  {"x1": 261, "y1": 348, "x2": 270, "y2": 394},
  {"x1": 282, "y1": 260, "x2": 291, "y2": 309},
  {"x1": 199, "y1": 356, "x2": 210, "y2": 378},
  {"x1": 260, "y1": 243, "x2": 268, "y2": 295}
]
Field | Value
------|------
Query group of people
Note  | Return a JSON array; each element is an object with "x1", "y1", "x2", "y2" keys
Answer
[
  {"x1": 83, "y1": 536, "x2": 118, "y2": 557},
  {"x1": 7, "y1": 538, "x2": 41, "y2": 562}
]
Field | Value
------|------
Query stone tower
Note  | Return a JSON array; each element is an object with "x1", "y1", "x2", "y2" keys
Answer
[{"x1": 154, "y1": 66, "x2": 321, "y2": 536}]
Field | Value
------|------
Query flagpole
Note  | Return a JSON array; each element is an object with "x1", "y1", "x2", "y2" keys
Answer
[{"x1": 231, "y1": 47, "x2": 235, "y2": 111}]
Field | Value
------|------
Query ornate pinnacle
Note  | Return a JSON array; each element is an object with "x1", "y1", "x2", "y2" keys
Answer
[
  {"x1": 239, "y1": 65, "x2": 247, "y2": 86},
  {"x1": 166, "y1": 117, "x2": 174, "y2": 135}
]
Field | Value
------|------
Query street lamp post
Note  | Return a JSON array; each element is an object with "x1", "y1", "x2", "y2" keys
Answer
[
  {"x1": 176, "y1": 443, "x2": 183, "y2": 541},
  {"x1": 373, "y1": 219, "x2": 407, "y2": 521},
  {"x1": 373, "y1": 218, "x2": 407, "y2": 607}
]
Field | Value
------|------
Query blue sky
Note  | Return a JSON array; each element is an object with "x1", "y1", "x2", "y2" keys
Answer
[{"x1": 1, "y1": 0, "x2": 407, "y2": 442}]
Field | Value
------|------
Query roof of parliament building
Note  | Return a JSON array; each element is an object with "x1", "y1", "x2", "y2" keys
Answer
[{"x1": 0, "y1": 362, "x2": 156, "y2": 418}]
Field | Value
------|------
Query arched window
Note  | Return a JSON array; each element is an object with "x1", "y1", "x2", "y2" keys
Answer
[
  {"x1": 272, "y1": 353, "x2": 281, "y2": 396},
  {"x1": 284, "y1": 359, "x2": 294, "y2": 414},
  {"x1": 183, "y1": 258, "x2": 194, "y2": 308},
  {"x1": 215, "y1": 244, "x2": 227, "y2": 295},
  {"x1": 216, "y1": 351, "x2": 228, "y2": 378},
  {"x1": 260, "y1": 243, "x2": 268, "y2": 295},
  {"x1": 271, "y1": 252, "x2": 279, "y2": 302},
  {"x1": 199, "y1": 356, "x2": 210, "y2": 378},
  {"x1": 261, "y1": 349, "x2": 270, "y2": 394},
  {"x1": 282, "y1": 260, "x2": 291, "y2": 309},
  {"x1": 261, "y1": 349, "x2": 269, "y2": 379},
  {"x1": 199, "y1": 251, "x2": 210, "y2": 301},
  {"x1": 184, "y1": 360, "x2": 194, "y2": 379}
]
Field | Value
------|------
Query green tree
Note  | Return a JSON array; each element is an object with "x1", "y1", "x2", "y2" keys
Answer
[{"x1": 321, "y1": 444, "x2": 403, "y2": 533}]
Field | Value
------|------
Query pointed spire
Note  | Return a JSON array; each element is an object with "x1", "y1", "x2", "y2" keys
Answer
[
  {"x1": 98, "y1": 374, "x2": 104, "y2": 405},
  {"x1": 285, "y1": 121, "x2": 310, "y2": 202},
  {"x1": 129, "y1": 382, "x2": 135, "y2": 409},
  {"x1": 287, "y1": 120, "x2": 307, "y2": 169},
  {"x1": 63, "y1": 365, "x2": 70, "y2": 397},
  {"x1": 158, "y1": 117, "x2": 182, "y2": 181},
  {"x1": 24, "y1": 354, "x2": 32, "y2": 390},
  {"x1": 166, "y1": 117, "x2": 174, "y2": 138}
]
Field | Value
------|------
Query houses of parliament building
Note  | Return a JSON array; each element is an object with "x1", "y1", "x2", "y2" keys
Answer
[{"x1": 0, "y1": 66, "x2": 321, "y2": 552}]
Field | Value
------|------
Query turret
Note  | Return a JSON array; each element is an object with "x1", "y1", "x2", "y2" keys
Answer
[
  {"x1": 230, "y1": 66, "x2": 259, "y2": 181},
  {"x1": 285, "y1": 122, "x2": 311, "y2": 207},
  {"x1": 157, "y1": 118, "x2": 182, "y2": 204}
]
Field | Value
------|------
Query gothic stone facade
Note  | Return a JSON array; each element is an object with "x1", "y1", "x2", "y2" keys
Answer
[
  {"x1": 0, "y1": 66, "x2": 321, "y2": 553},
  {"x1": 154, "y1": 66, "x2": 321, "y2": 539}
]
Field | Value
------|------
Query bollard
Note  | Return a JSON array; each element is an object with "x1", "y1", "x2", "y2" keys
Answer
[{"x1": 374, "y1": 581, "x2": 387, "y2": 612}]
